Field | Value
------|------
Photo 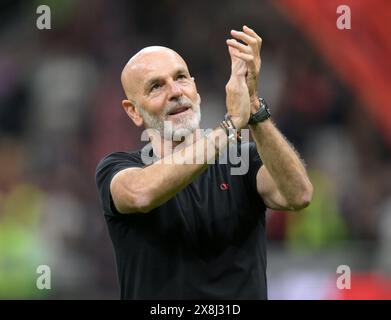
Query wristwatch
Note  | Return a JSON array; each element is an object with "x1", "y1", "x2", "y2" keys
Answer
[{"x1": 248, "y1": 98, "x2": 271, "y2": 125}]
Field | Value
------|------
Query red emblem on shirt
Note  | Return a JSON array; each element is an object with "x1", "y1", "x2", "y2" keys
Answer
[{"x1": 220, "y1": 183, "x2": 230, "y2": 190}]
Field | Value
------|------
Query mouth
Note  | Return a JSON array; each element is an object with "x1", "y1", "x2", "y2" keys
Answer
[{"x1": 167, "y1": 106, "x2": 191, "y2": 116}]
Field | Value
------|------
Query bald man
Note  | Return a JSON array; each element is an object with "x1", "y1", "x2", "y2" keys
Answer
[{"x1": 96, "y1": 26, "x2": 313, "y2": 299}]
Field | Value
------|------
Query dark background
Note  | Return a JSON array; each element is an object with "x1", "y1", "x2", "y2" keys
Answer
[{"x1": 0, "y1": 0, "x2": 390, "y2": 299}]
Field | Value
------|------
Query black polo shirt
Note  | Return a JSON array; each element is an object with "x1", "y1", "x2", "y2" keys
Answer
[{"x1": 95, "y1": 142, "x2": 267, "y2": 299}]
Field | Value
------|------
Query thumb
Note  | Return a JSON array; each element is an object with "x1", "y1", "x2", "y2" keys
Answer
[
  {"x1": 228, "y1": 45, "x2": 247, "y2": 76},
  {"x1": 228, "y1": 46, "x2": 239, "y2": 70}
]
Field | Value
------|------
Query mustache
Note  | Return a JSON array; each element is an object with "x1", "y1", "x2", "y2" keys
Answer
[{"x1": 163, "y1": 97, "x2": 194, "y2": 116}]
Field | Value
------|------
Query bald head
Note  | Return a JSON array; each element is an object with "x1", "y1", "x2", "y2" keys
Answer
[{"x1": 121, "y1": 46, "x2": 190, "y2": 102}]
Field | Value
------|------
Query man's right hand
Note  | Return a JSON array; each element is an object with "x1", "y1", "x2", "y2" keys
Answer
[{"x1": 225, "y1": 46, "x2": 251, "y2": 129}]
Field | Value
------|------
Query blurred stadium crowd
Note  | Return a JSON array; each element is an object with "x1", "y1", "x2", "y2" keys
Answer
[{"x1": 0, "y1": 0, "x2": 390, "y2": 299}]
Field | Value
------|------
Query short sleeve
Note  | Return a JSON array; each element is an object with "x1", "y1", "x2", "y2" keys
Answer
[{"x1": 95, "y1": 151, "x2": 144, "y2": 216}]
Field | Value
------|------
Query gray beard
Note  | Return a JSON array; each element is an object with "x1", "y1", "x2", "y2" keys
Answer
[{"x1": 138, "y1": 96, "x2": 201, "y2": 140}]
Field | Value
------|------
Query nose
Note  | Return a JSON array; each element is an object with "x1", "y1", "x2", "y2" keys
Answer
[{"x1": 167, "y1": 79, "x2": 183, "y2": 101}]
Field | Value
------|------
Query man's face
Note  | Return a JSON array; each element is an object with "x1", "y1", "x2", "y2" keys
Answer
[{"x1": 127, "y1": 49, "x2": 201, "y2": 139}]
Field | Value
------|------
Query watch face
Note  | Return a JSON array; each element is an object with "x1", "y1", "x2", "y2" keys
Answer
[{"x1": 261, "y1": 99, "x2": 270, "y2": 113}]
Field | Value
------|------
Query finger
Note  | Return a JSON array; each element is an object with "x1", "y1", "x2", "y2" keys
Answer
[
  {"x1": 231, "y1": 29, "x2": 258, "y2": 48},
  {"x1": 231, "y1": 50, "x2": 254, "y2": 63},
  {"x1": 228, "y1": 45, "x2": 238, "y2": 59},
  {"x1": 242, "y1": 25, "x2": 263, "y2": 47},
  {"x1": 226, "y1": 39, "x2": 252, "y2": 55},
  {"x1": 228, "y1": 46, "x2": 239, "y2": 65}
]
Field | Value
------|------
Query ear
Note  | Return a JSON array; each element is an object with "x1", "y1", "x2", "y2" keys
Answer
[{"x1": 122, "y1": 100, "x2": 144, "y2": 127}]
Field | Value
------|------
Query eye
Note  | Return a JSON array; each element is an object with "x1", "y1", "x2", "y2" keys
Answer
[
  {"x1": 176, "y1": 74, "x2": 187, "y2": 80},
  {"x1": 150, "y1": 83, "x2": 162, "y2": 92}
]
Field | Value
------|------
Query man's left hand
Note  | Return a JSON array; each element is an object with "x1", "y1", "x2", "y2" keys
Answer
[{"x1": 226, "y1": 26, "x2": 262, "y2": 112}]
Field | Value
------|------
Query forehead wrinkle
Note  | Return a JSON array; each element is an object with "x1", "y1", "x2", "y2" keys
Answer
[{"x1": 144, "y1": 66, "x2": 189, "y2": 88}]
